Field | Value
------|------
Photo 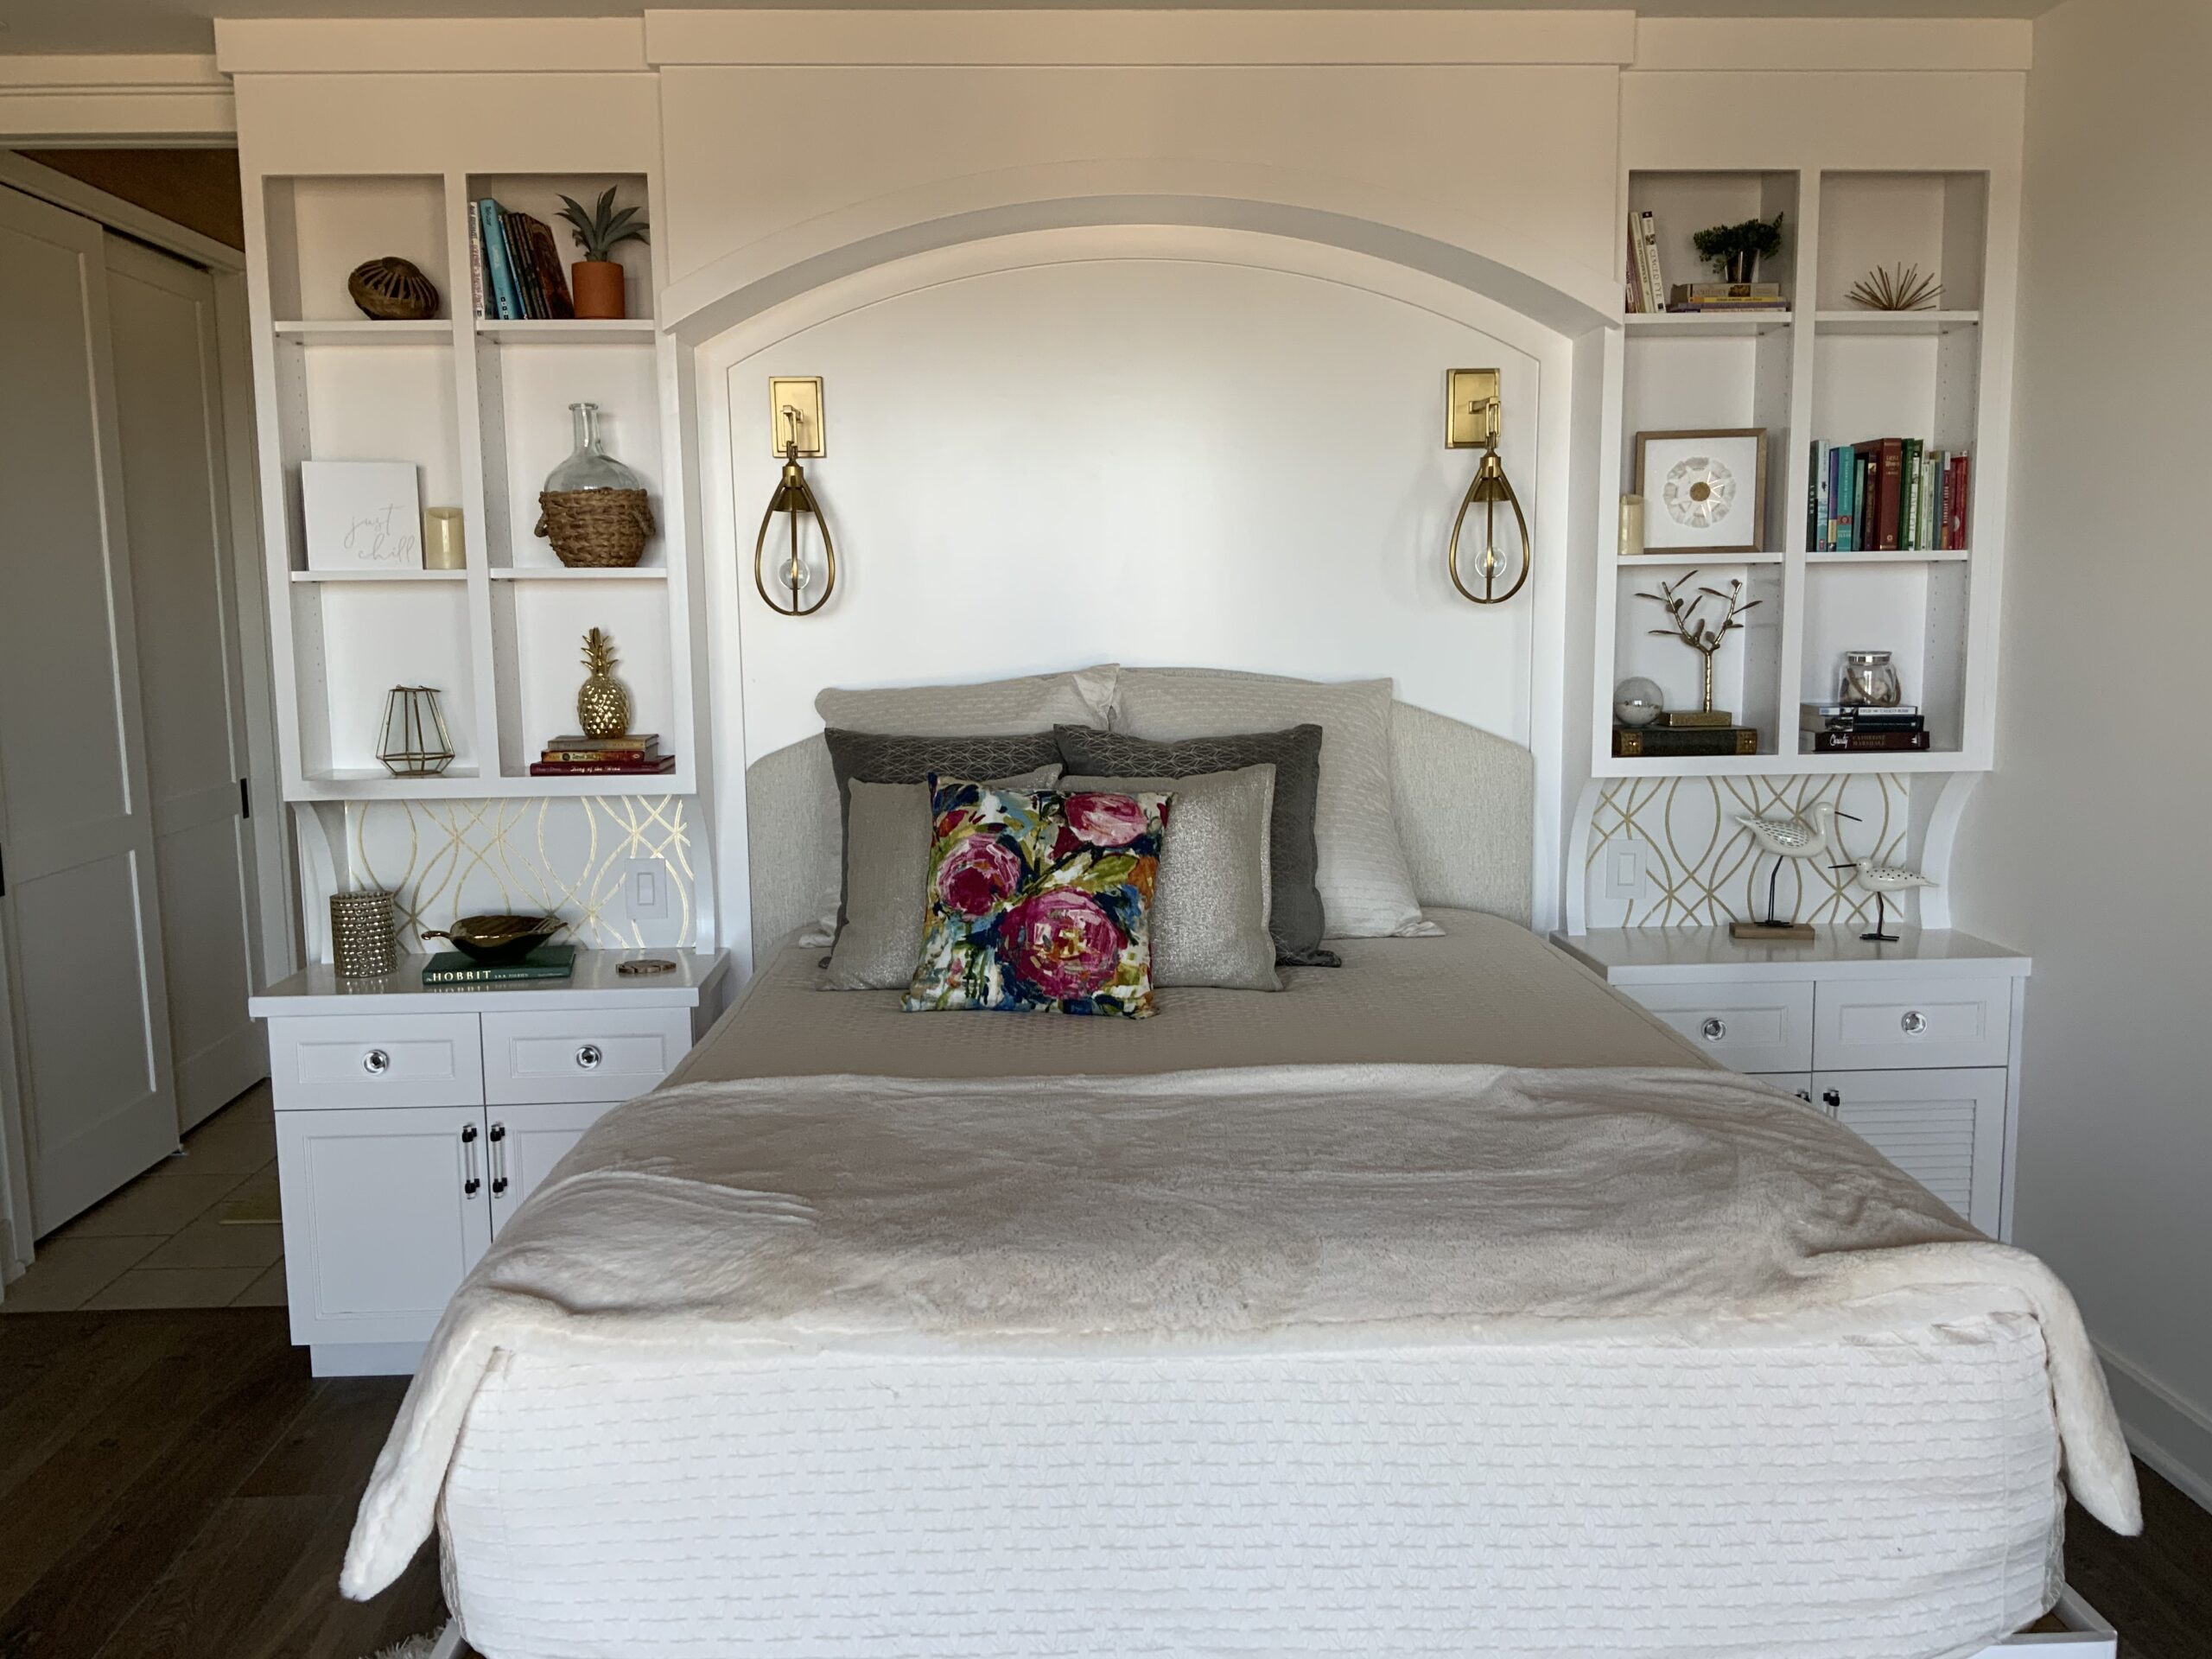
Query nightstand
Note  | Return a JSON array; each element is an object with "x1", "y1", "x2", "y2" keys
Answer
[
  {"x1": 249, "y1": 950, "x2": 731, "y2": 1376},
  {"x1": 1551, "y1": 926, "x2": 2028, "y2": 1239}
]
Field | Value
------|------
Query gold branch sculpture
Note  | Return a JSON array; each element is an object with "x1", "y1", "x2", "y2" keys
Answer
[{"x1": 1638, "y1": 570, "x2": 1761, "y2": 715}]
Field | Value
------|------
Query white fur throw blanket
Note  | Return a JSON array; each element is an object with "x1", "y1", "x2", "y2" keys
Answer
[{"x1": 342, "y1": 1062, "x2": 2139, "y2": 1599}]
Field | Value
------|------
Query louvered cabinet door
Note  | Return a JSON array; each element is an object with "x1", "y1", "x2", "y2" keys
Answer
[{"x1": 1818, "y1": 1067, "x2": 2006, "y2": 1233}]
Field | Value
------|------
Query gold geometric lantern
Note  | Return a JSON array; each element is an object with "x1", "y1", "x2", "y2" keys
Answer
[{"x1": 376, "y1": 685, "x2": 455, "y2": 777}]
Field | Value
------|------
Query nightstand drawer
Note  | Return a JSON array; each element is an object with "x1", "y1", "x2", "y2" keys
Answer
[
  {"x1": 482, "y1": 1007, "x2": 694, "y2": 1104},
  {"x1": 1815, "y1": 976, "x2": 2012, "y2": 1071},
  {"x1": 269, "y1": 1014, "x2": 484, "y2": 1109},
  {"x1": 1619, "y1": 981, "x2": 1815, "y2": 1073}
]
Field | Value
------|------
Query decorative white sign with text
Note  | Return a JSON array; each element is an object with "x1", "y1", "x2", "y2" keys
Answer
[{"x1": 302, "y1": 460, "x2": 424, "y2": 571}]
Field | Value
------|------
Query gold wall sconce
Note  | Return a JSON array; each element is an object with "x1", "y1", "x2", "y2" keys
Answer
[
  {"x1": 1444, "y1": 367, "x2": 1531, "y2": 606},
  {"x1": 755, "y1": 376, "x2": 836, "y2": 617}
]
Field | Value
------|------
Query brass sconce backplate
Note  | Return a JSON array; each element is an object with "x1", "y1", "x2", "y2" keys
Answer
[
  {"x1": 767, "y1": 377, "x2": 825, "y2": 457},
  {"x1": 1446, "y1": 368, "x2": 1502, "y2": 449}
]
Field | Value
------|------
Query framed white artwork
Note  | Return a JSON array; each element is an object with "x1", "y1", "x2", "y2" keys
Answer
[
  {"x1": 1633, "y1": 429, "x2": 1769, "y2": 555},
  {"x1": 302, "y1": 460, "x2": 424, "y2": 571}
]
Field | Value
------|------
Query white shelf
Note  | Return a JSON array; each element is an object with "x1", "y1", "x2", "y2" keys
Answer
[
  {"x1": 1598, "y1": 747, "x2": 1967, "y2": 779},
  {"x1": 1619, "y1": 550, "x2": 1786, "y2": 567},
  {"x1": 475, "y1": 318, "x2": 658, "y2": 345},
  {"x1": 1813, "y1": 309, "x2": 1980, "y2": 337},
  {"x1": 1624, "y1": 310, "x2": 1792, "y2": 338},
  {"x1": 488, "y1": 565, "x2": 669, "y2": 580},
  {"x1": 290, "y1": 568, "x2": 467, "y2": 582},
  {"x1": 275, "y1": 319, "x2": 451, "y2": 345},
  {"x1": 295, "y1": 764, "x2": 692, "y2": 802},
  {"x1": 1805, "y1": 549, "x2": 1972, "y2": 565}
]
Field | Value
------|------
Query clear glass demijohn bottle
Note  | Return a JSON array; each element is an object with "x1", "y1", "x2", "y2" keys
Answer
[{"x1": 543, "y1": 402, "x2": 642, "y2": 493}]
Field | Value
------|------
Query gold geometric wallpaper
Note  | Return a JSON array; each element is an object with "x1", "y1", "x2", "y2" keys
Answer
[
  {"x1": 1582, "y1": 772, "x2": 1914, "y2": 930},
  {"x1": 346, "y1": 794, "x2": 695, "y2": 949}
]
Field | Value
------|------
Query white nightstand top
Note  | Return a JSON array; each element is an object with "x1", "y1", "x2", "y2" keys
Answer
[
  {"x1": 250, "y1": 949, "x2": 730, "y2": 1017},
  {"x1": 1550, "y1": 925, "x2": 2029, "y2": 984}
]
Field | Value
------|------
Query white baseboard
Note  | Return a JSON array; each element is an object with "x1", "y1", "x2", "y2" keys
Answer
[{"x1": 2094, "y1": 1340, "x2": 2212, "y2": 1515}]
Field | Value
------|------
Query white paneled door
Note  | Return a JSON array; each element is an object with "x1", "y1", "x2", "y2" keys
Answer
[
  {"x1": 104, "y1": 237, "x2": 266, "y2": 1130},
  {"x1": 0, "y1": 185, "x2": 179, "y2": 1234}
]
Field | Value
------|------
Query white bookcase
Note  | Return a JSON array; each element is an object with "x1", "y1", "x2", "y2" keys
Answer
[
  {"x1": 1597, "y1": 166, "x2": 2009, "y2": 778},
  {"x1": 249, "y1": 168, "x2": 696, "y2": 802}
]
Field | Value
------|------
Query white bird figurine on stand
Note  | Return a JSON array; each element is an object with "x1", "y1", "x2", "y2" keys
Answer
[
  {"x1": 1830, "y1": 855, "x2": 1936, "y2": 944},
  {"x1": 1731, "y1": 802, "x2": 1859, "y2": 941}
]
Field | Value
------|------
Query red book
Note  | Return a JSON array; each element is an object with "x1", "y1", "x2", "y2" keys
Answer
[
  {"x1": 1878, "y1": 437, "x2": 1904, "y2": 550},
  {"x1": 1949, "y1": 454, "x2": 1970, "y2": 550},
  {"x1": 527, "y1": 756, "x2": 677, "y2": 777}
]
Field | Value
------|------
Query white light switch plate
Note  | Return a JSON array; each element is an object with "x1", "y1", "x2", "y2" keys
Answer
[{"x1": 626, "y1": 860, "x2": 671, "y2": 923}]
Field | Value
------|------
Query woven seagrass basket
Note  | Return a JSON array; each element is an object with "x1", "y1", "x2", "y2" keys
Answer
[{"x1": 535, "y1": 488, "x2": 656, "y2": 569}]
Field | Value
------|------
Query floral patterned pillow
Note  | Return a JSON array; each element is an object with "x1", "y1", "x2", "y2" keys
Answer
[{"x1": 903, "y1": 777, "x2": 1166, "y2": 1018}]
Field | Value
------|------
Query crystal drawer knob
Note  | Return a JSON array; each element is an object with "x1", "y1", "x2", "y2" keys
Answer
[
  {"x1": 1900, "y1": 1010, "x2": 1927, "y2": 1036},
  {"x1": 362, "y1": 1048, "x2": 391, "y2": 1075},
  {"x1": 1700, "y1": 1017, "x2": 1726, "y2": 1042},
  {"x1": 575, "y1": 1044, "x2": 603, "y2": 1071}
]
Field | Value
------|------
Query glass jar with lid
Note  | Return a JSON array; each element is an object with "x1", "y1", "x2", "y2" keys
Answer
[{"x1": 1838, "y1": 650, "x2": 1903, "y2": 708}]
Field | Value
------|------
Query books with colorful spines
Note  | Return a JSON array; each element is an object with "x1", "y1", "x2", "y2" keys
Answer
[
  {"x1": 516, "y1": 213, "x2": 575, "y2": 320},
  {"x1": 541, "y1": 733, "x2": 658, "y2": 753},
  {"x1": 1876, "y1": 437, "x2": 1904, "y2": 550},
  {"x1": 529, "y1": 755, "x2": 677, "y2": 777},
  {"x1": 1948, "y1": 453, "x2": 1971, "y2": 550},
  {"x1": 541, "y1": 750, "x2": 664, "y2": 765},
  {"x1": 476, "y1": 200, "x2": 522, "y2": 320},
  {"x1": 500, "y1": 209, "x2": 546, "y2": 318},
  {"x1": 1801, "y1": 728, "x2": 1932, "y2": 753},
  {"x1": 422, "y1": 943, "x2": 577, "y2": 985},
  {"x1": 1612, "y1": 725, "x2": 1758, "y2": 759}
]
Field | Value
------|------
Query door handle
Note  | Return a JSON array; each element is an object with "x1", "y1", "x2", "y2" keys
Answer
[
  {"x1": 461, "y1": 1122, "x2": 480, "y2": 1196},
  {"x1": 489, "y1": 1121, "x2": 508, "y2": 1195},
  {"x1": 575, "y1": 1044, "x2": 603, "y2": 1071},
  {"x1": 362, "y1": 1049, "x2": 391, "y2": 1076},
  {"x1": 1699, "y1": 1017, "x2": 1726, "y2": 1042}
]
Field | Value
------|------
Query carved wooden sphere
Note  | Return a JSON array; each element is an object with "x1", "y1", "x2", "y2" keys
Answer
[{"x1": 347, "y1": 256, "x2": 440, "y2": 321}]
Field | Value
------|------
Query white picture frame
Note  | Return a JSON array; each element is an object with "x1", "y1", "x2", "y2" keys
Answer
[
  {"x1": 1633, "y1": 429, "x2": 1769, "y2": 555},
  {"x1": 302, "y1": 460, "x2": 424, "y2": 571}
]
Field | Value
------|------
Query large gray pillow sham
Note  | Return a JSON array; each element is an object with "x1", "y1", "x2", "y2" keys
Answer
[
  {"x1": 816, "y1": 665, "x2": 1116, "y2": 737},
  {"x1": 1062, "y1": 766, "x2": 1279, "y2": 992},
  {"x1": 823, "y1": 764, "x2": 1064, "y2": 990},
  {"x1": 1055, "y1": 723, "x2": 1336, "y2": 967}
]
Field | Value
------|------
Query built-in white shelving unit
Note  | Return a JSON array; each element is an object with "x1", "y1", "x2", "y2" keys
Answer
[
  {"x1": 246, "y1": 168, "x2": 696, "y2": 803},
  {"x1": 1598, "y1": 166, "x2": 2009, "y2": 779}
]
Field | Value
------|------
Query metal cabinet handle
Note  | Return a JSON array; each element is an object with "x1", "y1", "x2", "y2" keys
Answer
[
  {"x1": 1821, "y1": 1089, "x2": 1841, "y2": 1112},
  {"x1": 1899, "y1": 1010, "x2": 1927, "y2": 1036},
  {"x1": 362, "y1": 1048, "x2": 391, "y2": 1075},
  {"x1": 489, "y1": 1122, "x2": 508, "y2": 1196},
  {"x1": 1700, "y1": 1017, "x2": 1726, "y2": 1042},
  {"x1": 575, "y1": 1044, "x2": 603, "y2": 1071},
  {"x1": 461, "y1": 1122, "x2": 481, "y2": 1196}
]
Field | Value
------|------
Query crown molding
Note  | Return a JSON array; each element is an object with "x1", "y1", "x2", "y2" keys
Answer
[
  {"x1": 644, "y1": 9, "x2": 1637, "y2": 67},
  {"x1": 214, "y1": 18, "x2": 650, "y2": 75},
  {"x1": 0, "y1": 54, "x2": 233, "y2": 140},
  {"x1": 1632, "y1": 18, "x2": 2032, "y2": 73}
]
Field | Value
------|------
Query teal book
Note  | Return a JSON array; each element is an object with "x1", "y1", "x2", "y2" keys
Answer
[
  {"x1": 477, "y1": 198, "x2": 522, "y2": 321},
  {"x1": 422, "y1": 943, "x2": 575, "y2": 986}
]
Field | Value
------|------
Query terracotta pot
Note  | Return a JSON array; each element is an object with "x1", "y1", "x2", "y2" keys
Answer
[{"x1": 571, "y1": 260, "x2": 626, "y2": 320}]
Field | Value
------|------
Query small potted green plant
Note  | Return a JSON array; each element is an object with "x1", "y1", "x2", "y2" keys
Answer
[
  {"x1": 1691, "y1": 212, "x2": 1786, "y2": 285},
  {"x1": 556, "y1": 187, "x2": 650, "y2": 321}
]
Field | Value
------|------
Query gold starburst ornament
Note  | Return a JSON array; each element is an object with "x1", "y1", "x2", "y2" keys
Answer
[{"x1": 1846, "y1": 263, "x2": 1943, "y2": 312}]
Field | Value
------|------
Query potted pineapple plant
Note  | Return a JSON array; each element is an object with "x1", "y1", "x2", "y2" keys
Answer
[{"x1": 556, "y1": 187, "x2": 649, "y2": 321}]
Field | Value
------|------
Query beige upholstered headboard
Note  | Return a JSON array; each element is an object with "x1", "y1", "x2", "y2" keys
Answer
[{"x1": 744, "y1": 688, "x2": 1535, "y2": 969}]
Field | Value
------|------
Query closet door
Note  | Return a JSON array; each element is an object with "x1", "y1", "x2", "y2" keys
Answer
[
  {"x1": 0, "y1": 185, "x2": 178, "y2": 1234},
  {"x1": 104, "y1": 237, "x2": 265, "y2": 1129}
]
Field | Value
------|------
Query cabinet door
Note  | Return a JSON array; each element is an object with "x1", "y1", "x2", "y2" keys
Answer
[
  {"x1": 1817, "y1": 1068, "x2": 2006, "y2": 1234},
  {"x1": 1750, "y1": 1071, "x2": 1814, "y2": 1106},
  {"x1": 276, "y1": 1104, "x2": 490, "y2": 1347},
  {"x1": 1622, "y1": 982, "x2": 1815, "y2": 1074},
  {"x1": 486, "y1": 1098, "x2": 619, "y2": 1236}
]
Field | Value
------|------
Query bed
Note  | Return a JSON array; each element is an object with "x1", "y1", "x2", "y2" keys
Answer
[{"x1": 344, "y1": 692, "x2": 2138, "y2": 1659}]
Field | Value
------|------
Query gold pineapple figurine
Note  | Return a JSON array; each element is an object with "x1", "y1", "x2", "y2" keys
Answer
[{"x1": 575, "y1": 627, "x2": 631, "y2": 738}]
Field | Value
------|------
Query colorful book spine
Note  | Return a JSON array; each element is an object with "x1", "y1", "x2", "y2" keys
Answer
[
  {"x1": 467, "y1": 207, "x2": 486, "y2": 319},
  {"x1": 478, "y1": 199, "x2": 521, "y2": 320},
  {"x1": 1807, "y1": 440, "x2": 1821, "y2": 552},
  {"x1": 527, "y1": 757, "x2": 677, "y2": 777},
  {"x1": 1626, "y1": 213, "x2": 1648, "y2": 313},
  {"x1": 1950, "y1": 454, "x2": 1971, "y2": 550},
  {"x1": 1802, "y1": 728, "x2": 1932, "y2": 753},
  {"x1": 1639, "y1": 212, "x2": 1664, "y2": 314},
  {"x1": 1877, "y1": 437, "x2": 1904, "y2": 550},
  {"x1": 421, "y1": 947, "x2": 577, "y2": 985},
  {"x1": 500, "y1": 209, "x2": 542, "y2": 319}
]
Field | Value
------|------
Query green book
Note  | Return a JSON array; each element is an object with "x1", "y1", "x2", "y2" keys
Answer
[{"x1": 421, "y1": 944, "x2": 576, "y2": 986}]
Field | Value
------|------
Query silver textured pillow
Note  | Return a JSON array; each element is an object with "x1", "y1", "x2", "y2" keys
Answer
[
  {"x1": 815, "y1": 665, "x2": 1117, "y2": 736},
  {"x1": 823, "y1": 765, "x2": 1064, "y2": 989},
  {"x1": 1109, "y1": 668, "x2": 1433, "y2": 939},
  {"x1": 1063, "y1": 766, "x2": 1280, "y2": 991}
]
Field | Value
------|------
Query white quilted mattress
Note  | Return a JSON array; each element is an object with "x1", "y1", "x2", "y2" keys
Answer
[{"x1": 442, "y1": 1295, "x2": 2064, "y2": 1659}]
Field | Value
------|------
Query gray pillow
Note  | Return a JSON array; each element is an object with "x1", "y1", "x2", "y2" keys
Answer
[
  {"x1": 823, "y1": 765, "x2": 1064, "y2": 990},
  {"x1": 1056, "y1": 723, "x2": 1337, "y2": 967},
  {"x1": 1062, "y1": 766, "x2": 1280, "y2": 991},
  {"x1": 821, "y1": 729, "x2": 1066, "y2": 938},
  {"x1": 816, "y1": 665, "x2": 1117, "y2": 736}
]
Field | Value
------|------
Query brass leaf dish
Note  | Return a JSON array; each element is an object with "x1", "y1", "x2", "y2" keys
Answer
[{"x1": 420, "y1": 913, "x2": 566, "y2": 963}]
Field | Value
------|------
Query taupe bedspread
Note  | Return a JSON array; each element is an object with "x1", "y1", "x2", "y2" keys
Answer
[{"x1": 673, "y1": 908, "x2": 1703, "y2": 1084}]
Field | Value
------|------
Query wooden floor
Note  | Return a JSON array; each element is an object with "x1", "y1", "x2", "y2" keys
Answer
[{"x1": 0, "y1": 1306, "x2": 2205, "y2": 1659}]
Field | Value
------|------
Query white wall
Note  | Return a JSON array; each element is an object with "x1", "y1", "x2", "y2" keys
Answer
[{"x1": 1950, "y1": 0, "x2": 2212, "y2": 1504}]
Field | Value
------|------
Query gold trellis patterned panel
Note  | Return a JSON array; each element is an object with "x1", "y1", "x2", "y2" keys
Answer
[
  {"x1": 1584, "y1": 773, "x2": 1914, "y2": 930},
  {"x1": 346, "y1": 795, "x2": 695, "y2": 949}
]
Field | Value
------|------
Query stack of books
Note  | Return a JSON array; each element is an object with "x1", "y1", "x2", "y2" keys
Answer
[
  {"x1": 423, "y1": 943, "x2": 577, "y2": 986},
  {"x1": 1800, "y1": 702, "x2": 1930, "y2": 753},
  {"x1": 1808, "y1": 439, "x2": 1970, "y2": 553},
  {"x1": 1666, "y1": 282, "x2": 1789, "y2": 315},
  {"x1": 468, "y1": 199, "x2": 575, "y2": 321},
  {"x1": 528, "y1": 734, "x2": 676, "y2": 778}
]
